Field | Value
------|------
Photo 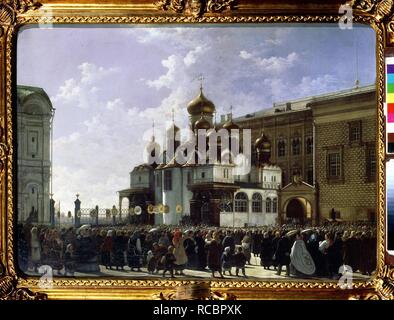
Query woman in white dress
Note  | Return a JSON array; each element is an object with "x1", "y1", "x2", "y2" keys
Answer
[
  {"x1": 30, "y1": 227, "x2": 41, "y2": 272},
  {"x1": 290, "y1": 231, "x2": 316, "y2": 276}
]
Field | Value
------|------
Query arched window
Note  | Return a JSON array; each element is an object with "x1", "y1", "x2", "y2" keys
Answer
[
  {"x1": 292, "y1": 138, "x2": 301, "y2": 155},
  {"x1": 306, "y1": 137, "x2": 313, "y2": 154},
  {"x1": 278, "y1": 140, "x2": 286, "y2": 157},
  {"x1": 252, "y1": 193, "x2": 262, "y2": 213},
  {"x1": 272, "y1": 198, "x2": 278, "y2": 213},
  {"x1": 266, "y1": 198, "x2": 272, "y2": 213},
  {"x1": 235, "y1": 192, "x2": 248, "y2": 212},
  {"x1": 219, "y1": 193, "x2": 232, "y2": 212}
]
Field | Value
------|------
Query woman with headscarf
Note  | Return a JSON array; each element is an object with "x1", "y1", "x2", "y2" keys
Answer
[
  {"x1": 48, "y1": 229, "x2": 64, "y2": 275},
  {"x1": 172, "y1": 230, "x2": 188, "y2": 275},
  {"x1": 206, "y1": 232, "x2": 223, "y2": 278},
  {"x1": 127, "y1": 230, "x2": 143, "y2": 271},
  {"x1": 221, "y1": 246, "x2": 233, "y2": 275},
  {"x1": 241, "y1": 232, "x2": 252, "y2": 265},
  {"x1": 30, "y1": 226, "x2": 41, "y2": 272}
]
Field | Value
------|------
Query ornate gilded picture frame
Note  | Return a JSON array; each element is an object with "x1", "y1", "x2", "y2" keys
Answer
[{"x1": 0, "y1": 0, "x2": 393, "y2": 300}]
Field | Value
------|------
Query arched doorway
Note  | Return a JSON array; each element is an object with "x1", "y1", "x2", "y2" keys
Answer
[
  {"x1": 286, "y1": 198, "x2": 306, "y2": 224},
  {"x1": 201, "y1": 202, "x2": 210, "y2": 224}
]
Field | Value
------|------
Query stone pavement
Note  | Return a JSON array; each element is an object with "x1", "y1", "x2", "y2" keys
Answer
[{"x1": 48, "y1": 255, "x2": 370, "y2": 281}]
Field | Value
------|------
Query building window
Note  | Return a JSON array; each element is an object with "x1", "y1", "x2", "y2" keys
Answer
[
  {"x1": 366, "y1": 144, "x2": 376, "y2": 182},
  {"x1": 282, "y1": 170, "x2": 287, "y2": 187},
  {"x1": 266, "y1": 198, "x2": 272, "y2": 213},
  {"x1": 272, "y1": 198, "x2": 277, "y2": 213},
  {"x1": 235, "y1": 192, "x2": 248, "y2": 212},
  {"x1": 292, "y1": 138, "x2": 301, "y2": 155},
  {"x1": 349, "y1": 121, "x2": 362, "y2": 143},
  {"x1": 187, "y1": 172, "x2": 191, "y2": 184},
  {"x1": 306, "y1": 137, "x2": 313, "y2": 154},
  {"x1": 307, "y1": 165, "x2": 314, "y2": 185},
  {"x1": 164, "y1": 170, "x2": 172, "y2": 191},
  {"x1": 219, "y1": 193, "x2": 232, "y2": 212},
  {"x1": 252, "y1": 193, "x2": 262, "y2": 213},
  {"x1": 201, "y1": 172, "x2": 205, "y2": 179},
  {"x1": 278, "y1": 140, "x2": 286, "y2": 157},
  {"x1": 138, "y1": 176, "x2": 141, "y2": 182},
  {"x1": 156, "y1": 174, "x2": 161, "y2": 187},
  {"x1": 328, "y1": 152, "x2": 341, "y2": 178}
]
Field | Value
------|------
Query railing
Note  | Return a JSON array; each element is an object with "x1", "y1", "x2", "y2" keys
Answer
[{"x1": 77, "y1": 208, "x2": 131, "y2": 226}]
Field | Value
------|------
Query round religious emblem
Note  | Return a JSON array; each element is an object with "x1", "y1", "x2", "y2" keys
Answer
[{"x1": 134, "y1": 205, "x2": 142, "y2": 215}]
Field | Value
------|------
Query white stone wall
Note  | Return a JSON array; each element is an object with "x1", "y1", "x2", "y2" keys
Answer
[
  {"x1": 162, "y1": 167, "x2": 182, "y2": 225},
  {"x1": 181, "y1": 168, "x2": 193, "y2": 217},
  {"x1": 220, "y1": 212, "x2": 277, "y2": 227},
  {"x1": 18, "y1": 89, "x2": 52, "y2": 224},
  {"x1": 130, "y1": 168, "x2": 151, "y2": 188}
]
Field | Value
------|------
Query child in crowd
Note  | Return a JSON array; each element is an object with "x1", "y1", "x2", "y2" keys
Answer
[
  {"x1": 233, "y1": 246, "x2": 247, "y2": 277},
  {"x1": 162, "y1": 245, "x2": 176, "y2": 278},
  {"x1": 64, "y1": 244, "x2": 75, "y2": 276},
  {"x1": 221, "y1": 246, "x2": 233, "y2": 276}
]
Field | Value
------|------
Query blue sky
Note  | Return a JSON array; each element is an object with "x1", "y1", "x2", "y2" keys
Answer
[{"x1": 17, "y1": 25, "x2": 376, "y2": 212}]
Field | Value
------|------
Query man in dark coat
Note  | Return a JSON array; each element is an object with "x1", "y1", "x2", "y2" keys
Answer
[
  {"x1": 275, "y1": 233, "x2": 292, "y2": 276},
  {"x1": 205, "y1": 232, "x2": 223, "y2": 278},
  {"x1": 184, "y1": 230, "x2": 197, "y2": 269},
  {"x1": 271, "y1": 231, "x2": 281, "y2": 270},
  {"x1": 222, "y1": 230, "x2": 235, "y2": 254},
  {"x1": 260, "y1": 232, "x2": 273, "y2": 269},
  {"x1": 194, "y1": 230, "x2": 206, "y2": 270}
]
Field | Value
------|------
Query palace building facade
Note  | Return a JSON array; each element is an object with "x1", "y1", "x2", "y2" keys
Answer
[{"x1": 119, "y1": 84, "x2": 376, "y2": 227}]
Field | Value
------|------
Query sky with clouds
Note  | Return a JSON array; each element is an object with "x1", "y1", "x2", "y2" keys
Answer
[{"x1": 17, "y1": 24, "x2": 376, "y2": 213}]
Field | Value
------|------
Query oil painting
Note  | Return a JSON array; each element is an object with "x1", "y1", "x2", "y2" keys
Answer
[{"x1": 16, "y1": 24, "x2": 377, "y2": 282}]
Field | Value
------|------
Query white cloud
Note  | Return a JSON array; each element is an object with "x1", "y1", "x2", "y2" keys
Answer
[
  {"x1": 240, "y1": 51, "x2": 299, "y2": 73},
  {"x1": 184, "y1": 45, "x2": 209, "y2": 67}
]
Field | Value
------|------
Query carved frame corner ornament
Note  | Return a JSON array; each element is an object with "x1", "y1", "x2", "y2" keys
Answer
[
  {"x1": 154, "y1": 0, "x2": 237, "y2": 18},
  {"x1": 349, "y1": 0, "x2": 394, "y2": 45},
  {"x1": 0, "y1": 259, "x2": 47, "y2": 300},
  {"x1": 0, "y1": 0, "x2": 41, "y2": 33}
]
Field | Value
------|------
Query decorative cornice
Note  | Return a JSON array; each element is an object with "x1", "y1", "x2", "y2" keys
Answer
[{"x1": 155, "y1": 0, "x2": 236, "y2": 17}]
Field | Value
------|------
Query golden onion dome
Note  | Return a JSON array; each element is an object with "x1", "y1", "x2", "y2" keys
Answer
[
  {"x1": 222, "y1": 118, "x2": 240, "y2": 131},
  {"x1": 255, "y1": 132, "x2": 271, "y2": 150},
  {"x1": 194, "y1": 114, "x2": 211, "y2": 130},
  {"x1": 187, "y1": 89, "x2": 215, "y2": 116}
]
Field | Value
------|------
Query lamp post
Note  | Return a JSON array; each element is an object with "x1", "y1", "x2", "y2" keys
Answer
[
  {"x1": 111, "y1": 205, "x2": 118, "y2": 226},
  {"x1": 74, "y1": 193, "x2": 81, "y2": 227}
]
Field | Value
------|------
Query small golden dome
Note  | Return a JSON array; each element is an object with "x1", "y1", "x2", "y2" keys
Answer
[
  {"x1": 256, "y1": 132, "x2": 271, "y2": 150},
  {"x1": 187, "y1": 89, "x2": 215, "y2": 116},
  {"x1": 194, "y1": 114, "x2": 211, "y2": 130},
  {"x1": 222, "y1": 118, "x2": 239, "y2": 131}
]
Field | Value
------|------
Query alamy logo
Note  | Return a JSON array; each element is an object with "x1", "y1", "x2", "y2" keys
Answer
[
  {"x1": 38, "y1": 265, "x2": 53, "y2": 289},
  {"x1": 338, "y1": 265, "x2": 353, "y2": 289},
  {"x1": 338, "y1": 4, "x2": 353, "y2": 30}
]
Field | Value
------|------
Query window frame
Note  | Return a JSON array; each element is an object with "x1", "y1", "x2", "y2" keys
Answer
[
  {"x1": 234, "y1": 192, "x2": 248, "y2": 213},
  {"x1": 251, "y1": 193, "x2": 263, "y2": 213}
]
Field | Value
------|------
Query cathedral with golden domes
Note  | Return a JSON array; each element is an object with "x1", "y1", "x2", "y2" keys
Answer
[{"x1": 119, "y1": 83, "x2": 377, "y2": 227}]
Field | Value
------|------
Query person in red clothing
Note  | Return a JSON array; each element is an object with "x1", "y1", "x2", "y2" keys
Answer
[{"x1": 101, "y1": 230, "x2": 114, "y2": 269}]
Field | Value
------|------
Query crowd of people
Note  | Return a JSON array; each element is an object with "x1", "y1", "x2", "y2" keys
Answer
[{"x1": 17, "y1": 221, "x2": 376, "y2": 279}]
